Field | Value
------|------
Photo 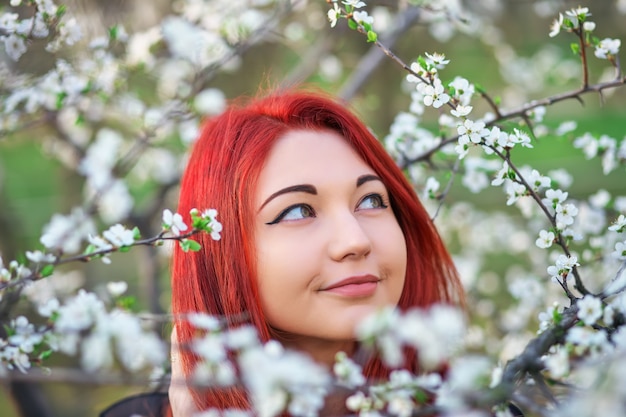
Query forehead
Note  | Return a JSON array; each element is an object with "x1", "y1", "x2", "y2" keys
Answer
[{"x1": 256, "y1": 129, "x2": 376, "y2": 189}]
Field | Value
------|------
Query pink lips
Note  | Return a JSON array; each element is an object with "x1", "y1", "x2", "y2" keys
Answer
[{"x1": 320, "y1": 274, "x2": 380, "y2": 297}]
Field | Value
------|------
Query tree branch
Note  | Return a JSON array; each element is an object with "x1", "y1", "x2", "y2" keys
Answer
[{"x1": 339, "y1": 6, "x2": 422, "y2": 101}]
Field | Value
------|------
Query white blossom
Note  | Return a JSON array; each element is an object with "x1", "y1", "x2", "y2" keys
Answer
[
  {"x1": 25, "y1": 250, "x2": 56, "y2": 264},
  {"x1": 195, "y1": 88, "x2": 226, "y2": 115},
  {"x1": 333, "y1": 351, "x2": 365, "y2": 388},
  {"x1": 202, "y1": 208, "x2": 223, "y2": 240},
  {"x1": 163, "y1": 209, "x2": 188, "y2": 236},
  {"x1": 535, "y1": 230, "x2": 555, "y2": 249},
  {"x1": 102, "y1": 224, "x2": 135, "y2": 247},
  {"x1": 352, "y1": 11, "x2": 374, "y2": 25},
  {"x1": 555, "y1": 203, "x2": 579, "y2": 228},
  {"x1": 422, "y1": 79, "x2": 450, "y2": 109},
  {"x1": 238, "y1": 341, "x2": 330, "y2": 417},
  {"x1": 612, "y1": 241, "x2": 626, "y2": 260},
  {"x1": 425, "y1": 52, "x2": 449, "y2": 69},
  {"x1": 544, "y1": 346, "x2": 570, "y2": 378},
  {"x1": 342, "y1": 0, "x2": 366, "y2": 8},
  {"x1": 449, "y1": 76, "x2": 475, "y2": 105},
  {"x1": 609, "y1": 214, "x2": 626, "y2": 232},
  {"x1": 543, "y1": 189, "x2": 568, "y2": 208},
  {"x1": 327, "y1": 4, "x2": 341, "y2": 28},
  {"x1": 595, "y1": 38, "x2": 621, "y2": 59},
  {"x1": 547, "y1": 254, "x2": 579, "y2": 280},
  {"x1": 9, "y1": 316, "x2": 43, "y2": 353},
  {"x1": 3, "y1": 34, "x2": 27, "y2": 61},
  {"x1": 40, "y1": 208, "x2": 96, "y2": 254},
  {"x1": 450, "y1": 105, "x2": 473, "y2": 118},
  {"x1": 577, "y1": 295, "x2": 603, "y2": 326},
  {"x1": 549, "y1": 13, "x2": 563, "y2": 37},
  {"x1": 106, "y1": 281, "x2": 128, "y2": 297},
  {"x1": 54, "y1": 290, "x2": 106, "y2": 334}
]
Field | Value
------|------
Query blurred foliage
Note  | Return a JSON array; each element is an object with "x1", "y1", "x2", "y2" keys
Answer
[{"x1": 0, "y1": 0, "x2": 625, "y2": 416}]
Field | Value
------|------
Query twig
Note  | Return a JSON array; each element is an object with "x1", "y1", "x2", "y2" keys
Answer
[
  {"x1": 502, "y1": 305, "x2": 578, "y2": 384},
  {"x1": 430, "y1": 158, "x2": 460, "y2": 221},
  {"x1": 490, "y1": 147, "x2": 589, "y2": 296},
  {"x1": 0, "y1": 228, "x2": 204, "y2": 292},
  {"x1": 339, "y1": 6, "x2": 422, "y2": 101},
  {"x1": 1, "y1": 367, "x2": 169, "y2": 387}
]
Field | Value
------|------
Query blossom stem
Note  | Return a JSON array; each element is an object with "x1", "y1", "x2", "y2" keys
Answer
[
  {"x1": 492, "y1": 148, "x2": 590, "y2": 296},
  {"x1": 0, "y1": 228, "x2": 205, "y2": 292},
  {"x1": 430, "y1": 158, "x2": 460, "y2": 221},
  {"x1": 576, "y1": 28, "x2": 590, "y2": 88}
]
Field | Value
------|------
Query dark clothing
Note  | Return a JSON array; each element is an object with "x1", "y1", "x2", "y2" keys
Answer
[{"x1": 99, "y1": 392, "x2": 169, "y2": 417}]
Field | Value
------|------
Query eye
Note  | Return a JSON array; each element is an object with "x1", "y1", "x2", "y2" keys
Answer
[
  {"x1": 357, "y1": 193, "x2": 388, "y2": 210},
  {"x1": 266, "y1": 204, "x2": 316, "y2": 225}
]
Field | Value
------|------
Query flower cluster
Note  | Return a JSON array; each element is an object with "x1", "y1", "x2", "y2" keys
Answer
[{"x1": 0, "y1": 1, "x2": 625, "y2": 416}]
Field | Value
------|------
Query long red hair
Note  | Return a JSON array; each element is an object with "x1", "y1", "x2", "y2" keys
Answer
[{"x1": 171, "y1": 90, "x2": 464, "y2": 410}]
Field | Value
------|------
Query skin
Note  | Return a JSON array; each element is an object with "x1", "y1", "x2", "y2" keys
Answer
[{"x1": 254, "y1": 129, "x2": 407, "y2": 367}]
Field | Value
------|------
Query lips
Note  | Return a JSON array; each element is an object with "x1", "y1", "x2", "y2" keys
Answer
[{"x1": 320, "y1": 274, "x2": 381, "y2": 297}]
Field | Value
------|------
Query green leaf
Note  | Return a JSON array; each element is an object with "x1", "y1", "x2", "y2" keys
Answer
[
  {"x1": 56, "y1": 5, "x2": 67, "y2": 18},
  {"x1": 348, "y1": 19, "x2": 357, "y2": 30},
  {"x1": 570, "y1": 42, "x2": 580, "y2": 55},
  {"x1": 132, "y1": 227, "x2": 141, "y2": 240},
  {"x1": 119, "y1": 246, "x2": 131, "y2": 253},
  {"x1": 40, "y1": 264, "x2": 54, "y2": 278},
  {"x1": 39, "y1": 350, "x2": 53, "y2": 361},
  {"x1": 109, "y1": 25, "x2": 118, "y2": 40},
  {"x1": 414, "y1": 389, "x2": 428, "y2": 404},
  {"x1": 187, "y1": 239, "x2": 202, "y2": 252},
  {"x1": 117, "y1": 296, "x2": 137, "y2": 311},
  {"x1": 56, "y1": 92, "x2": 68, "y2": 110},
  {"x1": 367, "y1": 30, "x2": 377, "y2": 43},
  {"x1": 180, "y1": 239, "x2": 191, "y2": 252},
  {"x1": 417, "y1": 55, "x2": 428, "y2": 70}
]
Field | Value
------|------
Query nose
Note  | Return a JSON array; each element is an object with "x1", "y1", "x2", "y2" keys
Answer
[{"x1": 327, "y1": 211, "x2": 372, "y2": 262}]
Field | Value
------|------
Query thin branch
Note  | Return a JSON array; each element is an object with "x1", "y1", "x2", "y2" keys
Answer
[
  {"x1": 490, "y1": 146, "x2": 589, "y2": 296},
  {"x1": 0, "y1": 228, "x2": 205, "y2": 292},
  {"x1": 502, "y1": 305, "x2": 578, "y2": 384},
  {"x1": 1, "y1": 367, "x2": 168, "y2": 387},
  {"x1": 510, "y1": 392, "x2": 551, "y2": 417},
  {"x1": 530, "y1": 371, "x2": 558, "y2": 405},
  {"x1": 190, "y1": 0, "x2": 298, "y2": 94},
  {"x1": 577, "y1": 28, "x2": 589, "y2": 88},
  {"x1": 430, "y1": 158, "x2": 460, "y2": 221},
  {"x1": 339, "y1": 6, "x2": 422, "y2": 101},
  {"x1": 479, "y1": 90, "x2": 502, "y2": 119}
]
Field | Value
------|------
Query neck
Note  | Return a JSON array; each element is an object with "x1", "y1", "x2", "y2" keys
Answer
[{"x1": 269, "y1": 328, "x2": 356, "y2": 368}]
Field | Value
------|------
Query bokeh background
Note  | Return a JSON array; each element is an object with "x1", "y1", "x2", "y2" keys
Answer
[{"x1": 0, "y1": 1, "x2": 624, "y2": 416}]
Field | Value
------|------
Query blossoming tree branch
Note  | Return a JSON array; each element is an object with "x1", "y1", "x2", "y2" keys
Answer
[{"x1": 1, "y1": 0, "x2": 626, "y2": 416}]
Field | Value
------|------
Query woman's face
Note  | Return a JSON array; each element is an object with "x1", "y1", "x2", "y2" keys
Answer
[{"x1": 254, "y1": 129, "x2": 407, "y2": 359}]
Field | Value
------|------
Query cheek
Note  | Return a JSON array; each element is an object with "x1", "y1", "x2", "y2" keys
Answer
[
  {"x1": 254, "y1": 236, "x2": 318, "y2": 321},
  {"x1": 384, "y1": 220, "x2": 408, "y2": 298}
]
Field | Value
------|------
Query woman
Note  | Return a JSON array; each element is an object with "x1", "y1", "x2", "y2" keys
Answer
[{"x1": 168, "y1": 89, "x2": 464, "y2": 415}]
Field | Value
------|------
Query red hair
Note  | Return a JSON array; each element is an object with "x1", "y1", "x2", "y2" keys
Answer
[{"x1": 171, "y1": 90, "x2": 464, "y2": 410}]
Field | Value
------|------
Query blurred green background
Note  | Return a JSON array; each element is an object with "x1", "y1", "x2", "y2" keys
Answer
[{"x1": 0, "y1": 0, "x2": 625, "y2": 416}]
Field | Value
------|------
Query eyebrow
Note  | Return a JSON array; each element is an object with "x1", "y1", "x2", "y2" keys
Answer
[
  {"x1": 259, "y1": 184, "x2": 317, "y2": 211},
  {"x1": 259, "y1": 174, "x2": 384, "y2": 212},
  {"x1": 357, "y1": 174, "x2": 383, "y2": 187}
]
